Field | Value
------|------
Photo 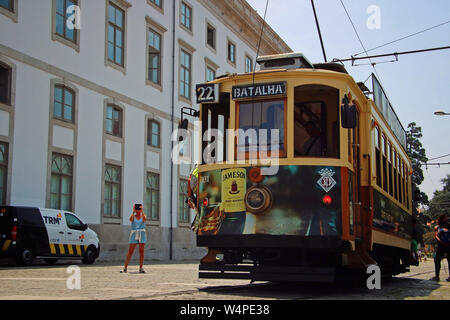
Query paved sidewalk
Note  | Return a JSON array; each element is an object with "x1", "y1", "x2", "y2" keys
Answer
[{"x1": 0, "y1": 259, "x2": 448, "y2": 300}]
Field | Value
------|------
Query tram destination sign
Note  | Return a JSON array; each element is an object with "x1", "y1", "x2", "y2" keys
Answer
[{"x1": 232, "y1": 82, "x2": 287, "y2": 100}]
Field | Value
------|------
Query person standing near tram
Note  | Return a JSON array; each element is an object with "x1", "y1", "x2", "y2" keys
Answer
[
  {"x1": 430, "y1": 214, "x2": 450, "y2": 281},
  {"x1": 121, "y1": 204, "x2": 147, "y2": 274}
]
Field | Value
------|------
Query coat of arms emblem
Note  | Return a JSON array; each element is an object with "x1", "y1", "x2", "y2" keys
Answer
[{"x1": 317, "y1": 169, "x2": 336, "y2": 193}]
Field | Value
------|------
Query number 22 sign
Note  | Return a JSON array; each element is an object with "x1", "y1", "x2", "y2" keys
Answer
[{"x1": 196, "y1": 83, "x2": 219, "y2": 104}]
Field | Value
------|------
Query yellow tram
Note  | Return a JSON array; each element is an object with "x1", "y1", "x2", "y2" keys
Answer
[{"x1": 191, "y1": 53, "x2": 413, "y2": 282}]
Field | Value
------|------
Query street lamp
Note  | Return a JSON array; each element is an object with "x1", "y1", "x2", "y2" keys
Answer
[{"x1": 434, "y1": 111, "x2": 450, "y2": 116}]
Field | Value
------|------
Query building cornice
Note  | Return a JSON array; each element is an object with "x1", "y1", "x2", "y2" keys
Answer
[{"x1": 197, "y1": 0, "x2": 292, "y2": 56}]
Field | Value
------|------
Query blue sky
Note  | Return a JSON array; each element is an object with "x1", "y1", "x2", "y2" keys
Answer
[{"x1": 247, "y1": 0, "x2": 450, "y2": 201}]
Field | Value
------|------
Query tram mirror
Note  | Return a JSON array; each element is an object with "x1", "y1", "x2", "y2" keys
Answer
[{"x1": 341, "y1": 104, "x2": 357, "y2": 129}]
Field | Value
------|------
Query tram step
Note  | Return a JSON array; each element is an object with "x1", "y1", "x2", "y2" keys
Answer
[{"x1": 199, "y1": 264, "x2": 336, "y2": 282}]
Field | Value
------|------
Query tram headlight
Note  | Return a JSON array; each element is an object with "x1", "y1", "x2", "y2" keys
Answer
[
  {"x1": 322, "y1": 195, "x2": 332, "y2": 206},
  {"x1": 245, "y1": 186, "x2": 272, "y2": 214}
]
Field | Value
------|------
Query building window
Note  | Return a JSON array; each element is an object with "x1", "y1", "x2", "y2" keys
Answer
[
  {"x1": 147, "y1": 119, "x2": 160, "y2": 148},
  {"x1": 0, "y1": 63, "x2": 11, "y2": 105},
  {"x1": 54, "y1": 85, "x2": 75, "y2": 122},
  {"x1": 105, "y1": 105, "x2": 122, "y2": 137},
  {"x1": 104, "y1": 164, "x2": 121, "y2": 218},
  {"x1": 179, "y1": 179, "x2": 189, "y2": 223},
  {"x1": 206, "y1": 23, "x2": 215, "y2": 49},
  {"x1": 148, "y1": 0, "x2": 161, "y2": 8},
  {"x1": 0, "y1": 0, "x2": 13, "y2": 11},
  {"x1": 179, "y1": 49, "x2": 191, "y2": 100},
  {"x1": 227, "y1": 40, "x2": 236, "y2": 65},
  {"x1": 245, "y1": 55, "x2": 253, "y2": 73},
  {"x1": 180, "y1": 2, "x2": 192, "y2": 31},
  {"x1": 50, "y1": 153, "x2": 73, "y2": 211},
  {"x1": 145, "y1": 172, "x2": 160, "y2": 221},
  {"x1": 148, "y1": 28, "x2": 161, "y2": 85},
  {"x1": 107, "y1": 3, "x2": 125, "y2": 66},
  {"x1": 0, "y1": 142, "x2": 7, "y2": 205},
  {"x1": 206, "y1": 66, "x2": 215, "y2": 82},
  {"x1": 55, "y1": 0, "x2": 78, "y2": 43}
]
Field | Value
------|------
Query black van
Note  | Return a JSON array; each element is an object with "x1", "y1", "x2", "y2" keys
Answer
[{"x1": 0, "y1": 206, "x2": 100, "y2": 266}]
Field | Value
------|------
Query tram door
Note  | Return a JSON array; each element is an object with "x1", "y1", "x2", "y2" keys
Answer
[{"x1": 351, "y1": 110, "x2": 362, "y2": 240}]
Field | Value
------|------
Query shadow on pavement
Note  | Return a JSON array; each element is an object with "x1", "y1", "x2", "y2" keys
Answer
[{"x1": 200, "y1": 276, "x2": 442, "y2": 300}]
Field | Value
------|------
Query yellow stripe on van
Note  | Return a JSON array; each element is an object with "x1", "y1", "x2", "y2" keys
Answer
[
  {"x1": 67, "y1": 245, "x2": 74, "y2": 255},
  {"x1": 59, "y1": 244, "x2": 65, "y2": 255},
  {"x1": 49, "y1": 243, "x2": 56, "y2": 254},
  {"x1": 75, "y1": 245, "x2": 82, "y2": 256},
  {"x1": 2, "y1": 240, "x2": 11, "y2": 252}
]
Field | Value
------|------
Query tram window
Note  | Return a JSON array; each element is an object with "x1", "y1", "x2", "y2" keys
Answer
[
  {"x1": 381, "y1": 134, "x2": 388, "y2": 192},
  {"x1": 406, "y1": 169, "x2": 410, "y2": 209},
  {"x1": 293, "y1": 85, "x2": 339, "y2": 158},
  {"x1": 201, "y1": 93, "x2": 230, "y2": 164},
  {"x1": 401, "y1": 161, "x2": 405, "y2": 205},
  {"x1": 388, "y1": 142, "x2": 393, "y2": 196},
  {"x1": 393, "y1": 150, "x2": 398, "y2": 200},
  {"x1": 237, "y1": 99, "x2": 285, "y2": 155},
  {"x1": 374, "y1": 126, "x2": 382, "y2": 187},
  {"x1": 398, "y1": 156, "x2": 402, "y2": 204}
]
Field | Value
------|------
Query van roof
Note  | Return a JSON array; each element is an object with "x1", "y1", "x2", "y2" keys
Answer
[{"x1": 1, "y1": 206, "x2": 74, "y2": 214}]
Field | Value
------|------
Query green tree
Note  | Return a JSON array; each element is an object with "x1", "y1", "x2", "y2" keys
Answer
[
  {"x1": 440, "y1": 174, "x2": 450, "y2": 192},
  {"x1": 426, "y1": 174, "x2": 450, "y2": 219},
  {"x1": 406, "y1": 122, "x2": 429, "y2": 206}
]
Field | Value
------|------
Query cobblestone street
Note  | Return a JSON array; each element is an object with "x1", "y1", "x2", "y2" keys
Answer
[{"x1": 0, "y1": 259, "x2": 448, "y2": 300}]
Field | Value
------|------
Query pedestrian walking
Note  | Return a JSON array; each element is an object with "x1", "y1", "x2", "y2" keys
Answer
[
  {"x1": 430, "y1": 214, "x2": 450, "y2": 281},
  {"x1": 121, "y1": 204, "x2": 147, "y2": 274}
]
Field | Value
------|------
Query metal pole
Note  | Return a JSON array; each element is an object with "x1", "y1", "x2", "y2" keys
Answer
[
  {"x1": 169, "y1": 0, "x2": 176, "y2": 260},
  {"x1": 311, "y1": 0, "x2": 327, "y2": 62}
]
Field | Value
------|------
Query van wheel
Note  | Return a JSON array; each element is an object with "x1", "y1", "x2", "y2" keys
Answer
[
  {"x1": 44, "y1": 258, "x2": 58, "y2": 265},
  {"x1": 82, "y1": 247, "x2": 97, "y2": 265},
  {"x1": 15, "y1": 247, "x2": 35, "y2": 266}
]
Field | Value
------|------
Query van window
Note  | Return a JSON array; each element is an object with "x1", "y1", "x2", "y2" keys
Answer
[{"x1": 65, "y1": 213, "x2": 83, "y2": 230}]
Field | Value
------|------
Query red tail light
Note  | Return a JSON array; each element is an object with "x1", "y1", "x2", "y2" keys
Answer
[
  {"x1": 202, "y1": 198, "x2": 209, "y2": 207},
  {"x1": 322, "y1": 195, "x2": 332, "y2": 205},
  {"x1": 11, "y1": 226, "x2": 17, "y2": 241}
]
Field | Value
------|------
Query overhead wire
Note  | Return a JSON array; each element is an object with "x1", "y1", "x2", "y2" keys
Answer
[
  {"x1": 427, "y1": 153, "x2": 450, "y2": 162},
  {"x1": 338, "y1": 0, "x2": 383, "y2": 84},
  {"x1": 353, "y1": 20, "x2": 450, "y2": 57}
]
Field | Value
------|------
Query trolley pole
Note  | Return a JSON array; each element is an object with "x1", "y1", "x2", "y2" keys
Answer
[{"x1": 311, "y1": 0, "x2": 328, "y2": 62}]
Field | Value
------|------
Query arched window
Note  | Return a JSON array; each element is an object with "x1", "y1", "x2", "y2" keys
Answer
[
  {"x1": 105, "y1": 105, "x2": 123, "y2": 137},
  {"x1": 50, "y1": 153, "x2": 73, "y2": 211},
  {"x1": 53, "y1": 85, "x2": 75, "y2": 122}
]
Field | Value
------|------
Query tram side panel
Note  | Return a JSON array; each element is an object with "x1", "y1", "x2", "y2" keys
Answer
[{"x1": 196, "y1": 165, "x2": 345, "y2": 254}]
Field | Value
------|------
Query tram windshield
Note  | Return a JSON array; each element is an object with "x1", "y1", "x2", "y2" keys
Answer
[
  {"x1": 200, "y1": 84, "x2": 341, "y2": 164},
  {"x1": 237, "y1": 99, "x2": 285, "y2": 154},
  {"x1": 293, "y1": 85, "x2": 340, "y2": 158}
]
